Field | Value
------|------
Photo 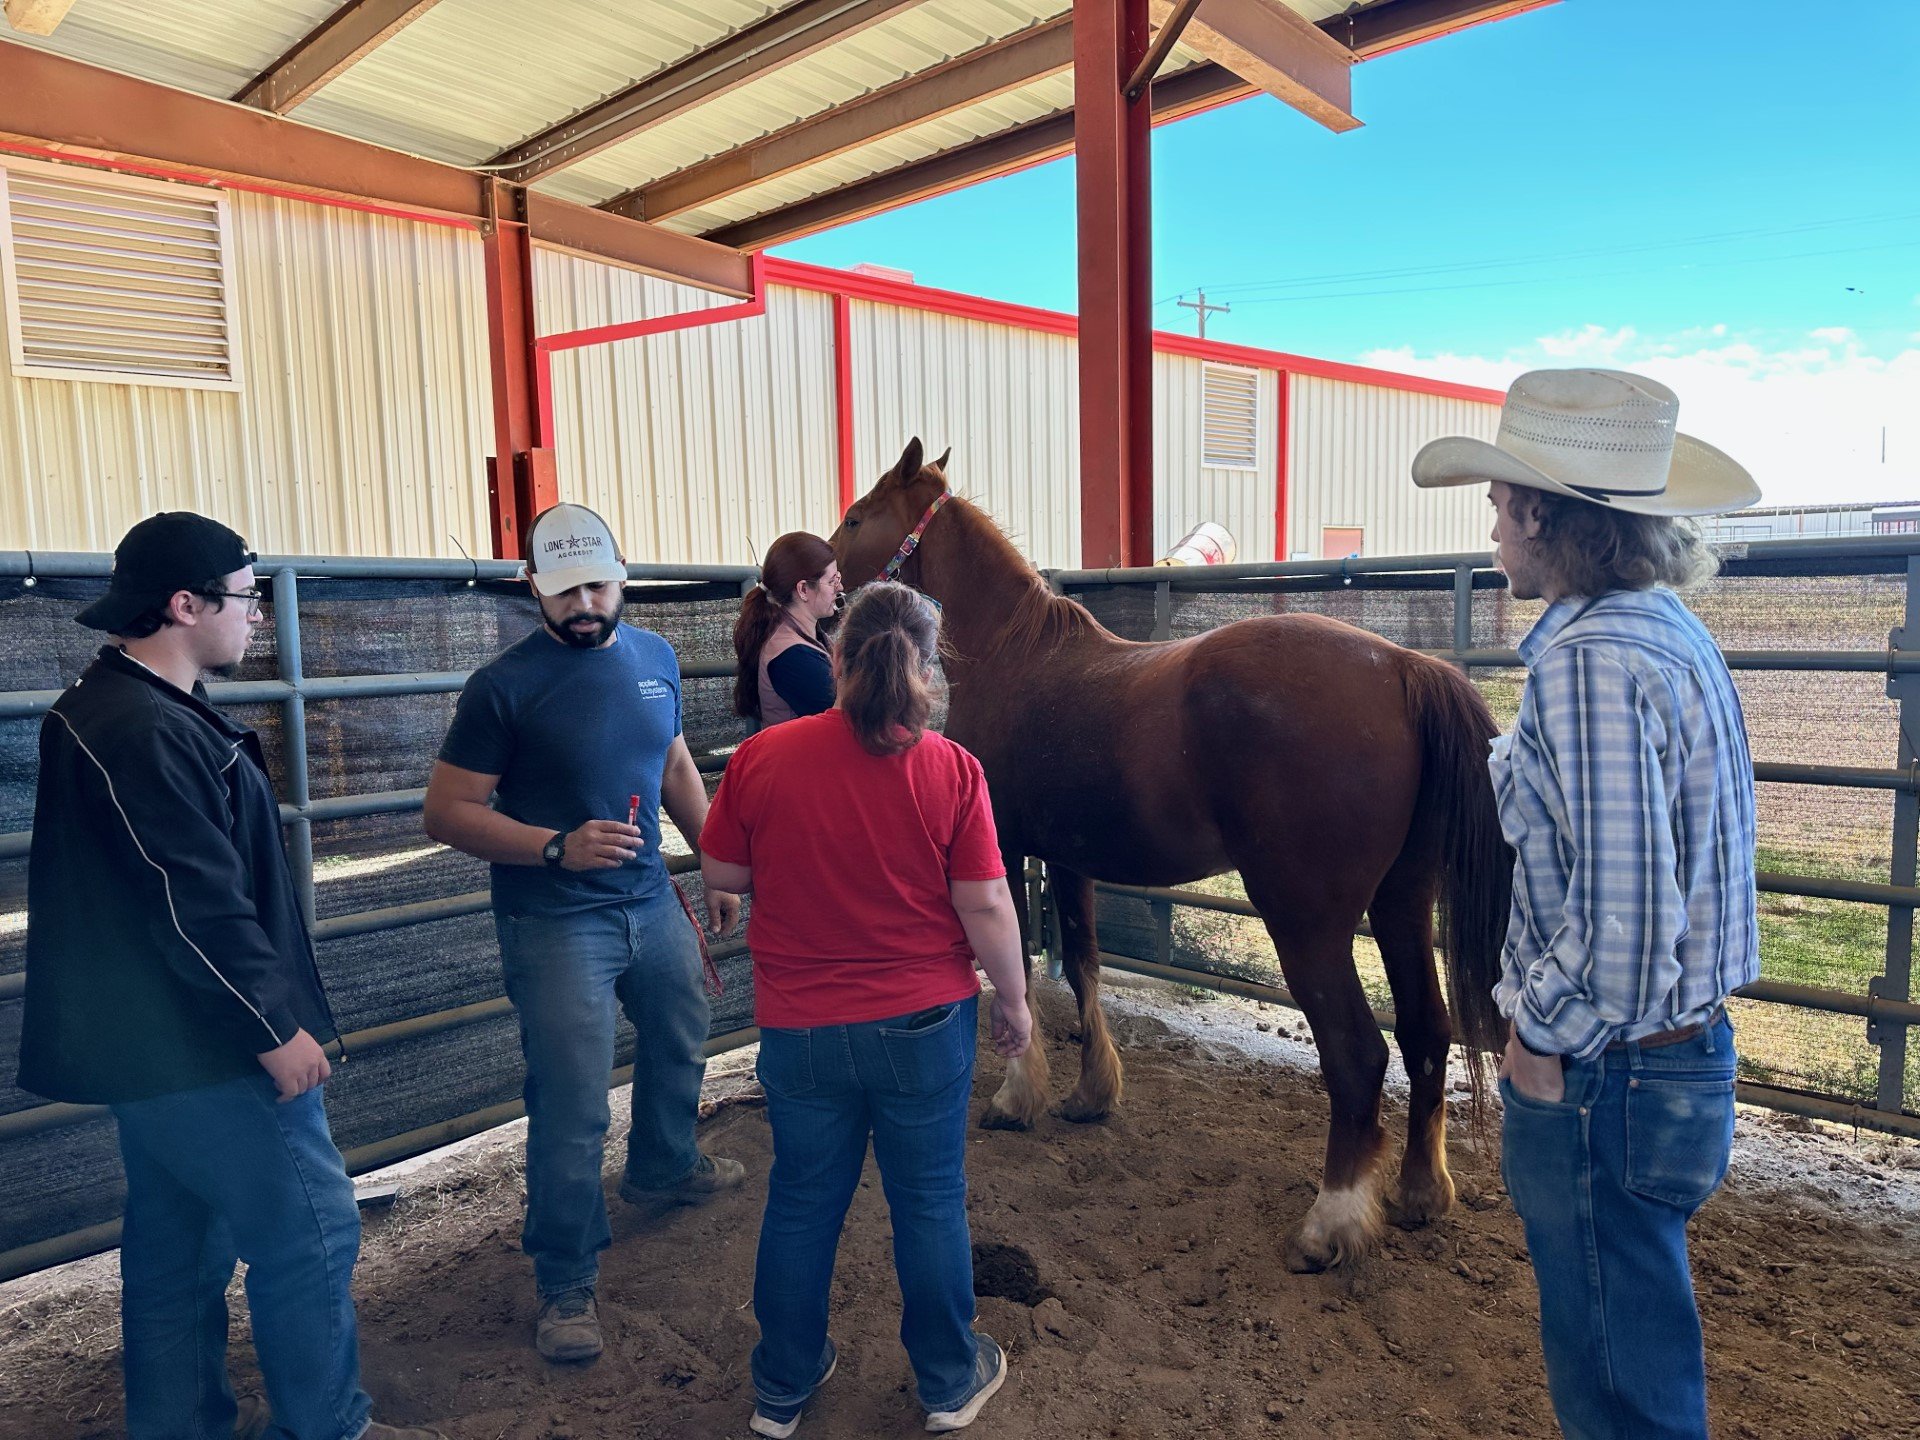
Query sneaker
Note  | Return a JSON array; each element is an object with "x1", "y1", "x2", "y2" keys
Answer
[
  {"x1": 233, "y1": 1394, "x2": 270, "y2": 1440},
  {"x1": 750, "y1": 1337, "x2": 838, "y2": 1439},
  {"x1": 363, "y1": 1425, "x2": 452, "y2": 1440},
  {"x1": 535, "y1": 1286, "x2": 604, "y2": 1362},
  {"x1": 924, "y1": 1335, "x2": 1008, "y2": 1433},
  {"x1": 618, "y1": 1153, "x2": 745, "y2": 1208}
]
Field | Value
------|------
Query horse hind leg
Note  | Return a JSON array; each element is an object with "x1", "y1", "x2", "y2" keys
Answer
[
  {"x1": 1053, "y1": 867, "x2": 1123, "y2": 1123},
  {"x1": 1369, "y1": 866, "x2": 1456, "y2": 1230},
  {"x1": 1245, "y1": 885, "x2": 1392, "y2": 1270},
  {"x1": 981, "y1": 857, "x2": 1053, "y2": 1130}
]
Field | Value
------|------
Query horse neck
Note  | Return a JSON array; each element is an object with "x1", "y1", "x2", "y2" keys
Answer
[{"x1": 915, "y1": 498, "x2": 1086, "y2": 667}]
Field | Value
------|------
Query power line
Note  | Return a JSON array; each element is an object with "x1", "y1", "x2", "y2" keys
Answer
[{"x1": 1152, "y1": 209, "x2": 1920, "y2": 307}]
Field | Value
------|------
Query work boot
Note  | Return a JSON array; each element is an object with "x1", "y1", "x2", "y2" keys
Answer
[
  {"x1": 535, "y1": 1286, "x2": 604, "y2": 1362},
  {"x1": 364, "y1": 1425, "x2": 452, "y2": 1440},
  {"x1": 618, "y1": 1153, "x2": 745, "y2": 1208}
]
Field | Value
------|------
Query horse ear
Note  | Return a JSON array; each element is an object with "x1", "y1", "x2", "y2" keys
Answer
[
  {"x1": 896, "y1": 437, "x2": 924, "y2": 482},
  {"x1": 932, "y1": 446, "x2": 951, "y2": 477}
]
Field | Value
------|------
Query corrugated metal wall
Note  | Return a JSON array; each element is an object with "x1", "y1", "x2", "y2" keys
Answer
[
  {"x1": 0, "y1": 169, "x2": 1504, "y2": 570},
  {"x1": 0, "y1": 179, "x2": 494, "y2": 557},
  {"x1": 1154, "y1": 353, "x2": 1280, "y2": 562},
  {"x1": 848, "y1": 300, "x2": 1081, "y2": 568},
  {"x1": 535, "y1": 251, "x2": 841, "y2": 566},
  {"x1": 1285, "y1": 374, "x2": 1497, "y2": 560}
]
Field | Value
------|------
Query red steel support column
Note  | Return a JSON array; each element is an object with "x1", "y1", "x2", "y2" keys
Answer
[
  {"x1": 1273, "y1": 368, "x2": 1290, "y2": 560},
  {"x1": 481, "y1": 180, "x2": 551, "y2": 559},
  {"x1": 1075, "y1": 0, "x2": 1155, "y2": 568}
]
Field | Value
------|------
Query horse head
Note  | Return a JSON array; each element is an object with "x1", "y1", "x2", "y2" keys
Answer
[{"x1": 830, "y1": 437, "x2": 952, "y2": 587}]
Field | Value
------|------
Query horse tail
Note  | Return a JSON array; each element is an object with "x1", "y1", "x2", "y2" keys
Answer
[{"x1": 1400, "y1": 655, "x2": 1512, "y2": 1067}]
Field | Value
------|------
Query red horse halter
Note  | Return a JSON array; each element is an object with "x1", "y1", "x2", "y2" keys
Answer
[{"x1": 875, "y1": 491, "x2": 951, "y2": 583}]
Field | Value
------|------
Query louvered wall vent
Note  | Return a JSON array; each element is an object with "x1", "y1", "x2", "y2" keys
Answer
[
  {"x1": 0, "y1": 160, "x2": 238, "y2": 389},
  {"x1": 1201, "y1": 361, "x2": 1259, "y2": 470}
]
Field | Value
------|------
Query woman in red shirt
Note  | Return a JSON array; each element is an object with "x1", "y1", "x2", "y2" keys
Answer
[{"x1": 701, "y1": 581, "x2": 1032, "y2": 1437}]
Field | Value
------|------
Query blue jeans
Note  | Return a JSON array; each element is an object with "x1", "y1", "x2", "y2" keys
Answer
[
  {"x1": 752, "y1": 995, "x2": 981, "y2": 1413},
  {"x1": 497, "y1": 887, "x2": 710, "y2": 1296},
  {"x1": 1501, "y1": 1014, "x2": 1737, "y2": 1440},
  {"x1": 110, "y1": 1074, "x2": 371, "y2": 1440}
]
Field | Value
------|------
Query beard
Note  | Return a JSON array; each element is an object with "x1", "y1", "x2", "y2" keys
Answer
[{"x1": 547, "y1": 613, "x2": 618, "y2": 649}]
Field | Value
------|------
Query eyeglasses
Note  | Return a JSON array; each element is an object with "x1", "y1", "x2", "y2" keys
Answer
[{"x1": 198, "y1": 586, "x2": 265, "y2": 613}]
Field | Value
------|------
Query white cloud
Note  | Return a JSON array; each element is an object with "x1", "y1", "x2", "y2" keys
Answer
[{"x1": 1360, "y1": 327, "x2": 1920, "y2": 508}]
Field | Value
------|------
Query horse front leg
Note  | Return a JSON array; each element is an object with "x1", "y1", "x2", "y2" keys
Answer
[
  {"x1": 981, "y1": 850, "x2": 1052, "y2": 1130},
  {"x1": 1054, "y1": 866, "x2": 1123, "y2": 1123}
]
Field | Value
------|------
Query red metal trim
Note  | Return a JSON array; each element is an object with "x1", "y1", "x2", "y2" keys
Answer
[
  {"x1": 833, "y1": 293, "x2": 856, "y2": 512},
  {"x1": 1356, "y1": 0, "x2": 1560, "y2": 62},
  {"x1": 531, "y1": 252, "x2": 770, "y2": 452},
  {"x1": 765, "y1": 259, "x2": 1504, "y2": 406},
  {"x1": 1273, "y1": 370, "x2": 1291, "y2": 561}
]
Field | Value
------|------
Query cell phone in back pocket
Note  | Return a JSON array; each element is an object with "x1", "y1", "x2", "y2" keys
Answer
[{"x1": 903, "y1": 1003, "x2": 953, "y2": 1031}]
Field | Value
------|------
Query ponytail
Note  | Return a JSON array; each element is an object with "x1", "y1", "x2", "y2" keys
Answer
[
  {"x1": 834, "y1": 581, "x2": 940, "y2": 756},
  {"x1": 731, "y1": 585, "x2": 781, "y2": 720}
]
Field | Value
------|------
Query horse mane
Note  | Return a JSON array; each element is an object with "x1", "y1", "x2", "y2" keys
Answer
[{"x1": 941, "y1": 490, "x2": 1101, "y2": 659}]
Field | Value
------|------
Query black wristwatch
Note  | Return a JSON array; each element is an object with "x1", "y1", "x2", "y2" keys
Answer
[{"x1": 541, "y1": 831, "x2": 567, "y2": 868}]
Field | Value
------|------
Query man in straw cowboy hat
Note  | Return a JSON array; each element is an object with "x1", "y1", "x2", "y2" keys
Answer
[{"x1": 1413, "y1": 369, "x2": 1762, "y2": 1439}]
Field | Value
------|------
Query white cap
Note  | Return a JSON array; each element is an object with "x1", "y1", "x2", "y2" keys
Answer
[{"x1": 525, "y1": 502, "x2": 626, "y2": 596}]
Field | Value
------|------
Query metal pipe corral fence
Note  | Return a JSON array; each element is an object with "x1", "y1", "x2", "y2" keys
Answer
[{"x1": 4, "y1": 536, "x2": 1918, "y2": 1279}]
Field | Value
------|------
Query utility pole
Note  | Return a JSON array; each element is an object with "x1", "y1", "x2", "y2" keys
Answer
[{"x1": 1177, "y1": 289, "x2": 1230, "y2": 339}]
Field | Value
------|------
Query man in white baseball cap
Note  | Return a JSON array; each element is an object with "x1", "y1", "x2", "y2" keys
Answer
[
  {"x1": 1413, "y1": 368, "x2": 1760, "y2": 1440},
  {"x1": 424, "y1": 501, "x2": 744, "y2": 1363}
]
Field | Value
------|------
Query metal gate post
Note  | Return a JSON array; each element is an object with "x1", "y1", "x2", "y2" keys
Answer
[
  {"x1": 1873, "y1": 557, "x2": 1919, "y2": 1112},
  {"x1": 1149, "y1": 575, "x2": 1173, "y2": 965},
  {"x1": 1453, "y1": 562, "x2": 1474, "y2": 670},
  {"x1": 272, "y1": 567, "x2": 316, "y2": 930}
]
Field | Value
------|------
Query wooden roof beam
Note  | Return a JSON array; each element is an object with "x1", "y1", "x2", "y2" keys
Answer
[
  {"x1": 705, "y1": 62, "x2": 1251, "y2": 252},
  {"x1": 610, "y1": 16, "x2": 1075, "y2": 225},
  {"x1": 1149, "y1": 0, "x2": 1357, "y2": 133},
  {"x1": 235, "y1": 0, "x2": 444, "y2": 113},
  {"x1": 485, "y1": 0, "x2": 921, "y2": 186}
]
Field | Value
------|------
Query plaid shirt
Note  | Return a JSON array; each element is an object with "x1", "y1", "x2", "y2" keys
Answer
[{"x1": 1490, "y1": 587, "x2": 1759, "y2": 1059}]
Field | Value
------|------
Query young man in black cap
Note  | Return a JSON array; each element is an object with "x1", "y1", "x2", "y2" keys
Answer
[
  {"x1": 425, "y1": 500, "x2": 744, "y2": 1363},
  {"x1": 19, "y1": 512, "x2": 443, "y2": 1440}
]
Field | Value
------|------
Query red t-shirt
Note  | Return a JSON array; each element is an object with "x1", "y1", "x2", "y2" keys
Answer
[{"x1": 700, "y1": 709, "x2": 1006, "y2": 1027}]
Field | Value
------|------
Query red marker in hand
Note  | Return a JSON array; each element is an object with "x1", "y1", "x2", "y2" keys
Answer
[{"x1": 627, "y1": 793, "x2": 641, "y2": 829}]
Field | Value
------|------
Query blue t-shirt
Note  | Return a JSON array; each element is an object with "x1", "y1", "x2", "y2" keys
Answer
[{"x1": 439, "y1": 623, "x2": 682, "y2": 918}]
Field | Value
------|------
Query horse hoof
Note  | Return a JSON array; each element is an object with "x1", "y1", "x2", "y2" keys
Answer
[
  {"x1": 1387, "y1": 1178, "x2": 1454, "y2": 1231},
  {"x1": 1056, "y1": 1094, "x2": 1111, "y2": 1125},
  {"x1": 1285, "y1": 1233, "x2": 1337, "y2": 1274},
  {"x1": 979, "y1": 1104, "x2": 1035, "y2": 1132}
]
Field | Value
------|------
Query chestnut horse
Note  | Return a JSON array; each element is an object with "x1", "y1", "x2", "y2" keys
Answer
[{"x1": 830, "y1": 440, "x2": 1512, "y2": 1270}]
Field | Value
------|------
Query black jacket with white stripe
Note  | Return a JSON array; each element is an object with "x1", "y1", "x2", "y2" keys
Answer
[{"x1": 18, "y1": 645, "x2": 341, "y2": 1103}]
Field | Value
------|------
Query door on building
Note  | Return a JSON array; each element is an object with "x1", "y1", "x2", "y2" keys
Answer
[{"x1": 1320, "y1": 527, "x2": 1364, "y2": 559}]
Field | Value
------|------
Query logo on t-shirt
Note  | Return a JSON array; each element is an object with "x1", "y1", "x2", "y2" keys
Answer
[{"x1": 635, "y1": 678, "x2": 673, "y2": 702}]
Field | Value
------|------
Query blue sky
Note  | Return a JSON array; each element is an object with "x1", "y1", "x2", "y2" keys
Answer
[{"x1": 777, "y1": 0, "x2": 1920, "y2": 505}]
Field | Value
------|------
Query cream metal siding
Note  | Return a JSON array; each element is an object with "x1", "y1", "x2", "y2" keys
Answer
[
  {"x1": 1284, "y1": 374, "x2": 1498, "y2": 560},
  {"x1": 0, "y1": 180, "x2": 493, "y2": 556},
  {"x1": 849, "y1": 299, "x2": 1080, "y2": 569},
  {"x1": 534, "y1": 249, "x2": 840, "y2": 565},
  {"x1": 1154, "y1": 353, "x2": 1279, "y2": 562}
]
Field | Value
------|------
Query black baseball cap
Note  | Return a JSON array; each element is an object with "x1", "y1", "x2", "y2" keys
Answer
[{"x1": 76, "y1": 512, "x2": 257, "y2": 633}]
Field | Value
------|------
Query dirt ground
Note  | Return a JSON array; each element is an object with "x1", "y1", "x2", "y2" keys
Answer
[{"x1": 4, "y1": 977, "x2": 1918, "y2": 1440}]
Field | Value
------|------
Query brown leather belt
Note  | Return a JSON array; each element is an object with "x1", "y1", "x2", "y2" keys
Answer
[{"x1": 1605, "y1": 1006, "x2": 1726, "y2": 1053}]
